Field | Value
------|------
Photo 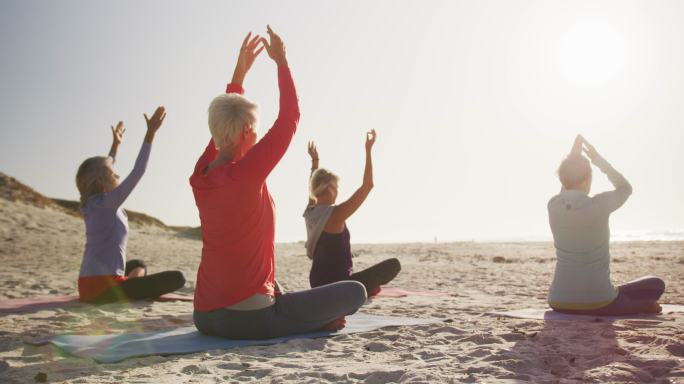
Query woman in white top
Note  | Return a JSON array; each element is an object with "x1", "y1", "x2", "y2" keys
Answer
[{"x1": 547, "y1": 135, "x2": 665, "y2": 315}]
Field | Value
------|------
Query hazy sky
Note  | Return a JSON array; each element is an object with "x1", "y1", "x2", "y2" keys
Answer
[{"x1": 1, "y1": 1, "x2": 683, "y2": 242}]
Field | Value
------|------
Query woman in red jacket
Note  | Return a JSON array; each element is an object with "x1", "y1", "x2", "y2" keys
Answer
[{"x1": 190, "y1": 26, "x2": 366, "y2": 340}]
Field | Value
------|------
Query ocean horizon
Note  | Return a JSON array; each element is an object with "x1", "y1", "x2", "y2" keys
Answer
[{"x1": 283, "y1": 229, "x2": 684, "y2": 245}]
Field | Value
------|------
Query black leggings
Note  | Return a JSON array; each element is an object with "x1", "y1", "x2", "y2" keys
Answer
[
  {"x1": 350, "y1": 258, "x2": 401, "y2": 293},
  {"x1": 90, "y1": 260, "x2": 186, "y2": 305}
]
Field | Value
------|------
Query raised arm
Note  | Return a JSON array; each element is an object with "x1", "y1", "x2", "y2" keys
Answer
[
  {"x1": 307, "y1": 141, "x2": 319, "y2": 206},
  {"x1": 558, "y1": 134, "x2": 589, "y2": 193},
  {"x1": 105, "y1": 107, "x2": 166, "y2": 208},
  {"x1": 232, "y1": 25, "x2": 300, "y2": 183},
  {"x1": 108, "y1": 121, "x2": 125, "y2": 161},
  {"x1": 194, "y1": 33, "x2": 262, "y2": 175},
  {"x1": 230, "y1": 32, "x2": 263, "y2": 91},
  {"x1": 570, "y1": 134, "x2": 583, "y2": 157},
  {"x1": 582, "y1": 136, "x2": 632, "y2": 213},
  {"x1": 327, "y1": 130, "x2": 376, "y2": 227}
]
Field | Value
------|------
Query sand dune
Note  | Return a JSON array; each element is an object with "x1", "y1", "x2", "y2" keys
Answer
[{"x1": 0, "y1": 174, "x2": 682, "y2": 383}]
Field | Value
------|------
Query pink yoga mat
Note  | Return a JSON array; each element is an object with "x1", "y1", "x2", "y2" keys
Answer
[
  {"x1": 0, "y1": 293, "x2": 193, "y2": 314},
  {"x1": 0, "y1": 288, "x2": 443, "y2": 314},
  {"x1": 373, "y1": 287, "x2": 447, "y2": 298}
]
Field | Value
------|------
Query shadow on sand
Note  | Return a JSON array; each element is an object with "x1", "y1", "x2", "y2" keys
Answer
[{"x1": 492, "y1": 316, "x2": 681, "y2": 383}]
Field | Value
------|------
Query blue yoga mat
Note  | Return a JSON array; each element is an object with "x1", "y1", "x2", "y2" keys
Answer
[{"x1": 31, "y1": 313, "x2": 439, "y2": 363}]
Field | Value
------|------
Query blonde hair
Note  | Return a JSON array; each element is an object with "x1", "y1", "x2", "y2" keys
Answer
[
  {"x1": 309, "y1": 168, "x2": 339, "y2": 200},
  {"x1": 208, "y1": 94, "x2": 259, "y2": 149},
  {"x1": 76, "y1": 156, "x2": 110, "y2": 205},
  {"x1": 558, "y1": 154, "x2": 592, "y2": 189}
]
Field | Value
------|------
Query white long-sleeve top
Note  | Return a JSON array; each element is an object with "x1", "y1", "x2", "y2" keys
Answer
[{"x1": 547, "y1": 155, "x2": 632, "y2": 310}]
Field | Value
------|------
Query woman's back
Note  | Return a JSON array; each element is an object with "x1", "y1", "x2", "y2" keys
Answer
[
  {"x1": 547, "y1": 142, "x2": 632, "y2": 310},
  {"x1": 192, "y1": 171, "x2": 271, "y2": 248},
  {"x1": 191, "y1": 162, "x2": 277, "y2": 311},
  {"x1": 547, "y1": 189, "x2": 617, "y2": 309},
  {"x1": 80, "y1": 195, "x2": 129, "y2": 277},
  {"x1": 309, "y1": 225, "x2": 353, "y2": 287},
  {"x1": 190, "y1": 62, "x2": 299, "y2": 312},
  {"x1": 548, "y1": 190, "x2": 612, "y2": 261}
]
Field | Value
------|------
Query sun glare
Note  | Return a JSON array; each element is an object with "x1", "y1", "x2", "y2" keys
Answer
[{"x1": 558, "y1": 22, "x2": 626, "y2": 85}]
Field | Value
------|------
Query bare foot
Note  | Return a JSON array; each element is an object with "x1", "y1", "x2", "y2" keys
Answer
[
  {"x1": 368, "y1": 286, "x2": 382, "y2": 298},
  {"x1": 126, "y1": 267, "x2": 146, "y2": 278},
  {"x1": 321, "y1": 317, "x2": 346, "y2": 332},
  {"x1": 644, "y1": 302, "x2": 662, "y2": 314}
]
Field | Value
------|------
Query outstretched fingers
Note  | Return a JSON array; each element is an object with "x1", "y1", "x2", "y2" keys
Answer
[
  {"x1": 258, "y1": 25, "x2": 286, "y2": 65},
  {"x1": 260, "y1": 37, "x2": 271, "y2": 52},
  {"x1": 241, "y1": 32, "x2": 252, "y2": 51},
  {"x1": 241, "y1": 32, "x2": 262, "y2": 57},
  {"x1": 308, "y1": 141, "x2": 319, "y2": 158},
  {"x1": 253, "y1": 45, "x2": 265, "y2": 59},
  {"x1": 247, "y1": 33, "x2": 261, "y2": 51},
  {"x1": 145, "y1": 106, "x2": 166, "y2": 123},
  {"x1": 111, "y1": 123, "x2": 126, "y2": 144},
  {"x1": 144, "y1": 106, "x2": 167, "y2": 134},
  {"x1": 153, "y1": 106, "x2": 166, "y2": 122},
  {"x1": 268, "y1": 25, "x2": 283, "y2": 45}
]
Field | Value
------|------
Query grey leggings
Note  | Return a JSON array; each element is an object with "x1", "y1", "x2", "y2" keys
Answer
[
  {"x1": 194, "y1": 280, "x2": 367, "y2": 340},
  {"x1": 553, "y1": 276, "x2": 666, "y2": 316}
]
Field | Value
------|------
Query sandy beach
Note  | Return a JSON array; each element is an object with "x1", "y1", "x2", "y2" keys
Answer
[
  {"x1": 0, "y1": 176, "x2": 682, "y2": 383},
  {"x1": 3, "y1": 1, "x2": 684, "y2": 382}
]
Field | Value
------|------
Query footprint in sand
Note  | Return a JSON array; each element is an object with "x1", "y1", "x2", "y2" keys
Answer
[
  {"x1": 216, "y1": 362, "x2": 246, "y2": 371},
  {"x1": 180, "y1": 364, "x2": 212, "y2": 375},
  {"x1": 460, "y1": 334, "x2": 505, "y2": 345},
  {"x1": 427, "y1": 325, "x2": 466, "y2": 336},
  {"x1": 365, "y1": 341, "x2": 392, "y2": 352},
  {"x1": 666, "y1": 343, "x2": 684, "y2": 357},
  {"x1": 235, "y1": 368, "x2": 272, "y2": 379},
  {"x1": 468, "y1": 346, "x2": 494, "y2": 358},
  {"x1": 417, "y1": 350, "x2": 448, "y2": 361},
  {"x1": 350, "y1": 370, "x2": 405, "y2": 384},
  {"x1": 498, "y1": 332, "x2": 527, "y2": 342}
]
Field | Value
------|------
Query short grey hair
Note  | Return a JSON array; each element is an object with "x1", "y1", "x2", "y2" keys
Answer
[
  {"x1": 558, "y1": 154, "x2": 592, "y2": 188},
  {"x1": 208, "y1": 94, "x2": 259, "y2": 148}
]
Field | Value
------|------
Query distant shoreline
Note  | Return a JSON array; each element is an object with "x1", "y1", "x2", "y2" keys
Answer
[{"x1": 282, "y1": 238, "x2": 684, "y2": 246}]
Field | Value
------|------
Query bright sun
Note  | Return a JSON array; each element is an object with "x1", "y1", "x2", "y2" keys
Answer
[{"x1": 558, "y1": 22, "x2": 627, "y2": 85}]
